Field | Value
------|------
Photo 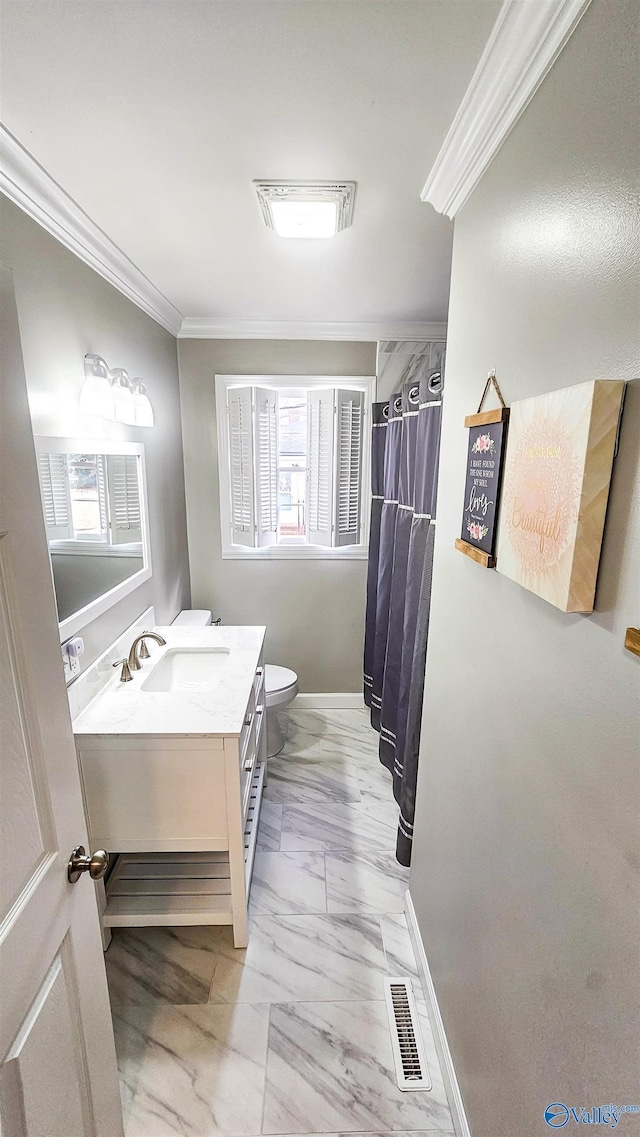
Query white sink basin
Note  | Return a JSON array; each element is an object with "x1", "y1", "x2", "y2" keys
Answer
[{"x1": 141, "y1": 648, "x2": 230, "y2": 693}]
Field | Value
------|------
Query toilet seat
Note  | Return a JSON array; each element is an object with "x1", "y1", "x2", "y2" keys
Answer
[
  {"x1": 265, "y1": 664, "x2": 298, "y2": 709},
  {"x1": 265, "y1": 664, "x2": 297, "y2": 693}
]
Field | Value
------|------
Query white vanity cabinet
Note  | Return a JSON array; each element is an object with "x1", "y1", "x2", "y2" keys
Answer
[{"x1": 74, "y1": 631, "x2": 266, "y2": 949}]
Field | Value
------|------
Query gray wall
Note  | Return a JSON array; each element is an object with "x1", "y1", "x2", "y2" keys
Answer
[
  {"x1": 177, "y1": 338, "x2": 376, "y2": 691},
  {"x1": 377, "y1": 339, "x2": 446, "y2": 402},
  {"x1": 0, "y1": 199, "x2": 191, "y2": 670},
  {"x1": 409, "y1": 2, "x2": 640, "y2": 1135}
]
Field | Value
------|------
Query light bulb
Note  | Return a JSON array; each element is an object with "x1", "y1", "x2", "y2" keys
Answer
[
  {"x1": 80, "y1": 354, "x2": 115, "y2": 419},
  {"x1": 79, "y1": 375, "x2": 114, "y2": 418},
  {"x1": 131, "y1": 379, "x2": 155, "y2": 428},
  {"x1": 111, "y1": 369, "x2": 136, "y2": 425},
  {"x1": 270, "y1": 199, "x2": 337, "y2": 239}
]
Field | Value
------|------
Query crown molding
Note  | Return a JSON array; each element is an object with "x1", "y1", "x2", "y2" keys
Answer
[
  {"x1": 421, "y1": 0, "x2": 593, "y2": 218},
  {"x1": 178, "y1": 318, "x2": 447, "y2": 342},
  {"x1": 0, "y1": 124, "x2": 183, "y2": 335}
]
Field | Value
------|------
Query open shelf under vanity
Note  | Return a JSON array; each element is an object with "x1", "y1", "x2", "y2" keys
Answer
[
  {"x1": 103, "y1": 756, "x2": 265, "y2": 927},
  {"x1": 105, "y1": 754, "x2": 266, "y2": 923}
]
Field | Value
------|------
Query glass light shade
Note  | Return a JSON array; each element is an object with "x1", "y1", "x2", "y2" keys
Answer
[
  {"x1": 270, "y1": 199, "x2": 338, "y2": 238},
  {"x1": 79, "y1": 374, "x2": 114, "y2": 418},
  {"x1": 111, "y1": 370, "x2": 136, "y2": 425},
  {"x1": 131, "y1": 379, "x2": 155, "y2": 428}
]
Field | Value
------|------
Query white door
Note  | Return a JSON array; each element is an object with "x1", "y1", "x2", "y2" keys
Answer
[{"x1": 0, "y1": 266, "x2": 124, "y2": 1137}]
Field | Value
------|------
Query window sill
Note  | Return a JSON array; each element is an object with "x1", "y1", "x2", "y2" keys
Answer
[
  {"x1": 49, "y1": 541, "x2": 144, "y2": 557},
  {"x1": 221, "y1": 545, "x2": 368, "y2": 561}
]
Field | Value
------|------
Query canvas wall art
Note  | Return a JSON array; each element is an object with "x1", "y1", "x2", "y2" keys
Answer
[{"x1": 495, "y1": 378, "x2": 625, "y2": 613}]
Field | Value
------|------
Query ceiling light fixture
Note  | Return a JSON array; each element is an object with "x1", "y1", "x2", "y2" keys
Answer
[{"x1": 254, "y1": 181, "x2": 356, "y2": 239}]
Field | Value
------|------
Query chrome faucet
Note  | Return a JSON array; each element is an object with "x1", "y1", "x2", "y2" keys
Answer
[{"x1": 127, "y1": 630, "x2": 167, "y2": 671}]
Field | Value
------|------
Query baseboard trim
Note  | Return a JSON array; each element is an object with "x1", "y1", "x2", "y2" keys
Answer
[
  {"x1": 292, "y1": 692, "x2": 364, "y2": 709},
  {"x1": 405, "y1": 889, "x2": 472, "y2": 1137}
]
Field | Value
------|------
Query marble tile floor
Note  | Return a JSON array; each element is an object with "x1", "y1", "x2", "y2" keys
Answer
[{"x1": 108, "y1": 708, "x2": 454, "y2": 1137}]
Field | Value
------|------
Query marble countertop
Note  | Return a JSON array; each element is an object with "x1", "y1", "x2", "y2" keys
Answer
[{"x1": 72, "y1": 625, "x2": 266, "y2": 738}]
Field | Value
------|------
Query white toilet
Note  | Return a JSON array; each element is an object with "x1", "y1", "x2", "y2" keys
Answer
[
  {"x1": 265, "y1": 665, "x2": 298, "y2": 757},
  {"x1": 173, "y1": 612, "x2": 297, "y2": 759}
]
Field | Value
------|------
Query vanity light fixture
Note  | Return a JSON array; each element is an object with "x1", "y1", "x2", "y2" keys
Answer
[
  {"x1": 130, "y1": 378, "x2": 155, "y2": 428},
  {"x1": 110, "y1": 369, "x2": 136, "y2": 426},
  {"x1": 80, "y1": 354, "x2": 155, "y2": 426},
  {"x1": 253, "y1": 181, "x2": 356, "y2": 239},
  {"x1": 79, "y1": 354, "x2": 115, "y2": 419}
]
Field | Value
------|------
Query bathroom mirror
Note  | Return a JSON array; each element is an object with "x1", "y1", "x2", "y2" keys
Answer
[{"x1": 35, "y1": 437, "x2": 151, "y2": 640}]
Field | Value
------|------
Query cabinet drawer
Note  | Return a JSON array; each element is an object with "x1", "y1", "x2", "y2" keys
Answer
[
  {"x1": 239, "y1": 687, "x2": 256, "y2": 758},
  {"x1": 253, "y1": 664, "x2": 265, "y2": 704},
  {"x1": 239, "y1": 662, "x2": 264, "y2": 758},
  {"x1": 240, "y1": 704, "x2": 265, "y2": 819}
]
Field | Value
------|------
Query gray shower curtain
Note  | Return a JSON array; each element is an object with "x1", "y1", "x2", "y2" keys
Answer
[
  {"x1": 363, "y1": 368, "x2": 443, "y2": 866},
  {"x1": 363, "y1": 399, "x2": 388, "y2": 712}
]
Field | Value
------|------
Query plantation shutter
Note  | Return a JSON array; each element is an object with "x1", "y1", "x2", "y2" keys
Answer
[
  {"x1": 106, "y1": 454, "x2": 142, "y2": 544},
  {"x1": 96, "y1": 454, "x2": 109, "y2": 541},
  {"x1": 253, "y1": 387, "x2": 279, "y2": 547},
  {"x1": 38, "y1": 453, "x2": 73, "y2": 540},
  {"x1": 227, "y1": 386, "x2": 256, "y2": 547},
  {"x1": 334, "y1": 388, "x2": 364, "y2": 546},
  {"x1": 307, "y1": 389, "x2": 335, "y2": 546}
]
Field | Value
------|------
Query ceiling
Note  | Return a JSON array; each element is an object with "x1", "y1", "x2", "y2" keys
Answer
[{"x1": 0, "y1": 1, "x2": 500, "y2": 328}]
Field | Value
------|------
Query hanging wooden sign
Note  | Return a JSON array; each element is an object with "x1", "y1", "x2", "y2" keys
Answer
[
  {"x1": 495, "y1": 378, "x2": 625, "y2": 613},
  {"x1": 455, "y1": 372, "x2": 509, "y2": 568}
]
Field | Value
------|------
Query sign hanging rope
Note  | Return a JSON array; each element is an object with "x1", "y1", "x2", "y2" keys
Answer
[{"x1": 476, "y1": 370, "x2": 506, "y2": 415}]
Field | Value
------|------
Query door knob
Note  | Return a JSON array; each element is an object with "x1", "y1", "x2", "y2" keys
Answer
[{"x1": 67, "y1": 845, "x2": 109, "y2": 884}]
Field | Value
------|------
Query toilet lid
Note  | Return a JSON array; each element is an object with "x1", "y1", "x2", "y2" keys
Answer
[{"x1": 265, "y1": 664, "x2": 298, "y2": 694}]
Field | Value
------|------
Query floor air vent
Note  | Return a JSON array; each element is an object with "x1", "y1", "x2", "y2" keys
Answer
[{"x1": 383, "y1": 977, "x2": 432, "y2": 1091}]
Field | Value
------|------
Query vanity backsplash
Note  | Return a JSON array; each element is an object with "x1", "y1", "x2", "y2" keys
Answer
[{"x1": 66, "y1": 606, "x2": 156, "y2": 720}]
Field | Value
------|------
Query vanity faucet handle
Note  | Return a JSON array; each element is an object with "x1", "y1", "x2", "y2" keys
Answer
[{"x1": 113, "y1": 659, "x2": 133, "y2": 682}]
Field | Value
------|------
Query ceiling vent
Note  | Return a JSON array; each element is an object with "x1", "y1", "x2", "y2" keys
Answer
[{"x1": 253, "y1": 181, "x2": 356, "y2": 239}]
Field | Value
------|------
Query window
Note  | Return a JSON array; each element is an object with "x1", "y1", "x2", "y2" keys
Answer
[
  {"x1": 216, "y1": 375, "x2": 373, "y2": 558},
  {"x1": 278, "y1": 395, "x2": 307, "y2": 539},
  {"x1": 37, "y1": 451, "x2": 142, "y2": 548}
]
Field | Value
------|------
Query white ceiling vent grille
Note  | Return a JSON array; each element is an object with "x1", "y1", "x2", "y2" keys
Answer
[
  {"x1": 383, "y1": 977, "x2": 432, "y2": 1091},
  {"x1": 254, "y1": 181, "x2": 356, "y2": 238}
]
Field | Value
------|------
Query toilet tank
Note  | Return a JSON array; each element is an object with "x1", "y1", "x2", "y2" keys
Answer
[{"x1": 171, "y1": 610, "x2": 212, "y2": 627}]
